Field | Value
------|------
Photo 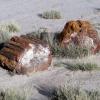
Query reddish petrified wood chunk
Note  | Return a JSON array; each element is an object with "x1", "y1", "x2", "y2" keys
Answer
[
  {"x1": 0, "y1": 35, "x2": 52, "y2": 74},
  {"x1": 59, "y1": 20, "x2": 100, "y2": 53}
]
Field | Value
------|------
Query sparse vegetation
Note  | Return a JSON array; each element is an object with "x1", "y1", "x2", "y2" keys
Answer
[
  {"x1": 30, "y1": 30, "x2": 90, "y2": 58},
  {"x1": 0, "y1": 21, "x2": 21, "y2": 43},
  {"x1": 66, "y1": 63, "x2": 98, "y2": 71},
  {"x1": 51, "y1": 44, "x2": 89, "y2": 58},
  {"x1": 51, "y1": 86, "x2": 100, "y2": 100},
  {"x1": 0, "y1": 88, "x2": 31, "y2": 100},
  {"x1": 40, "y1": 10, "x2": 61, "y2": 19},
  {"x1": 0, "y1": 21, "x2": 20, "y2": 33},
  {"x1": 28, "y1": 27, "x2": 55, "y2": 46}
]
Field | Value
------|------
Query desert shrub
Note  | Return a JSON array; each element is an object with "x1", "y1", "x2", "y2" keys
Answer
[
  {"x1": 51, "y1": 44, "x2": 89, "y2": 58},
  {"x1": 28, "y1": 27, "x2": 55, "y2": 46},
  {"x1": 0, "y1": 21, "x2": 20, "y2": 43},
  {"x1": 30, "y1": 30, "x2": 90, "y2": 58},
  {"x1": 0, "y1": 21, "x2": 20, "y2": 33},
  {"x1": 66, "y1": 63, "x2": 98, "y2": 71},
  {"x1": 51, "y1": 86, "x2": 100, "y2": 100},
  {"x1": 40, "y1": 10, "x2": 61, "y2": 19},
  {"x1": 0, "y1": 88, "x2": 30, "y2": 100}
]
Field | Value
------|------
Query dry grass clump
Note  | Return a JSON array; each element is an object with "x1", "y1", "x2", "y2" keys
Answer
[
  {"x1": 0, "y1": 88, "x2": 31, "y2": 100},
  {"x1": 51, "y1": 44, "x2": 89, "y2": 58},
  {"x1": 66, "y1": 62, "x2": 98, "y2": 71},
  {"x1": 0, "y1": 21, "x2": 20, "y2": 43},
  {"x1": 40, "y1": 10, "x2": 61, "y2": 19},
  {"x1": 51, "y1": 86, "x2": 100, "y2": 100},
  {"x1": 0, "y1": 21, "x2": 20, "y2": 33}
]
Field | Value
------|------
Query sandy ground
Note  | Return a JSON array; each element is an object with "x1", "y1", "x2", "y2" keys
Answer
[
  {"x1": 0, "y1": 0, "x2": 100, "y2": 34},
  {"x1": 0, "y1": 0, "x2": 100, "y2": 100}
]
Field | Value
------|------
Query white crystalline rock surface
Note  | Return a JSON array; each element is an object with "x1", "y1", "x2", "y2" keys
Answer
[
  {"x1": 81, "y1": 36, "x2": 94, "y2": 49},
  {"x1": 20, "y1": 43, "x2": 50, "y2": 68},
  {"x1": 70, "y1": 32, "x2": 94, "y2": 49}
]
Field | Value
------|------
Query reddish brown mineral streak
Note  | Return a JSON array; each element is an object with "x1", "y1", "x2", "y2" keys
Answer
[
  {"x1": 21, "y1": 34, "x2": 48, "y2": 47},
  {"x1": 11, "y1": 36, "x2": 31, "y2": 48},
  {"x1": 0, "y1": 35, "x2": 52, "y2": 74},
  {"x1": 93, "y1": 43, "x2": 100, "y2": 54}
]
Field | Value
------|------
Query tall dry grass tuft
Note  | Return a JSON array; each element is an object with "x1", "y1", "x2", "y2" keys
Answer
[
  {"x1": 39, "y1": 10, "x2": 62, "y2": 19},
  {"x1": 0, "y1": 21, "x2": 21, "y2": 43},
  {"x1": 51, "y1": 86, "x2": 100, "y2": 100}
]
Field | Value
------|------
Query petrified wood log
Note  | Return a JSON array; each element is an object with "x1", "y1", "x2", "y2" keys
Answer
[
  {"x1": 0, "y1": 35, "x2": 52, "y2": 74},
  {"x1": 59, "y1": 20, "x2": 100, "y2": 53}
]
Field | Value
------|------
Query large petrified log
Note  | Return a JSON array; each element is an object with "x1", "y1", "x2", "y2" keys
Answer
[
  {"x1": 59, "y1": 20, "x2": 100, "y2": 53},
  {"x1": 0, "y1": 35, "x2": 52, "y2": 74}
]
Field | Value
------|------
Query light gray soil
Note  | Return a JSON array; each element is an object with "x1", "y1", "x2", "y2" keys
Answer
[
  {"x1": 0, "y1": 0, "x2": 100, "y2": 100},
  {"x1": 0, "y1": 0, "x2": 99, "y2": 34}
]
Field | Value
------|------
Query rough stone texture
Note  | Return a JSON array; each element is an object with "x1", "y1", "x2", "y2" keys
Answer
[
  {"x1": 59, "y1": 20, "x2": 100, "y2": 53},
  {"x1": 0, "y1": 35, "x2": 52, "y2": 74}
]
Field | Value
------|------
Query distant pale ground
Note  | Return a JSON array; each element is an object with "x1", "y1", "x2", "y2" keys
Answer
[
  {"x1": 0, "y1": 0, "x2": 100, "y2": 33},
  {"x1": 0, "y1": 0, "x2": 100, "y2": 100}
]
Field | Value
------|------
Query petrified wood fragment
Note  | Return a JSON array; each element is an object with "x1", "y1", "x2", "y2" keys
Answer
[
  {"x1": 59, "y1": 20, "x2": 100, "y2": 53},
  {"x1": 0, "y1": 35, "x2": 52, "y2": 74}
]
